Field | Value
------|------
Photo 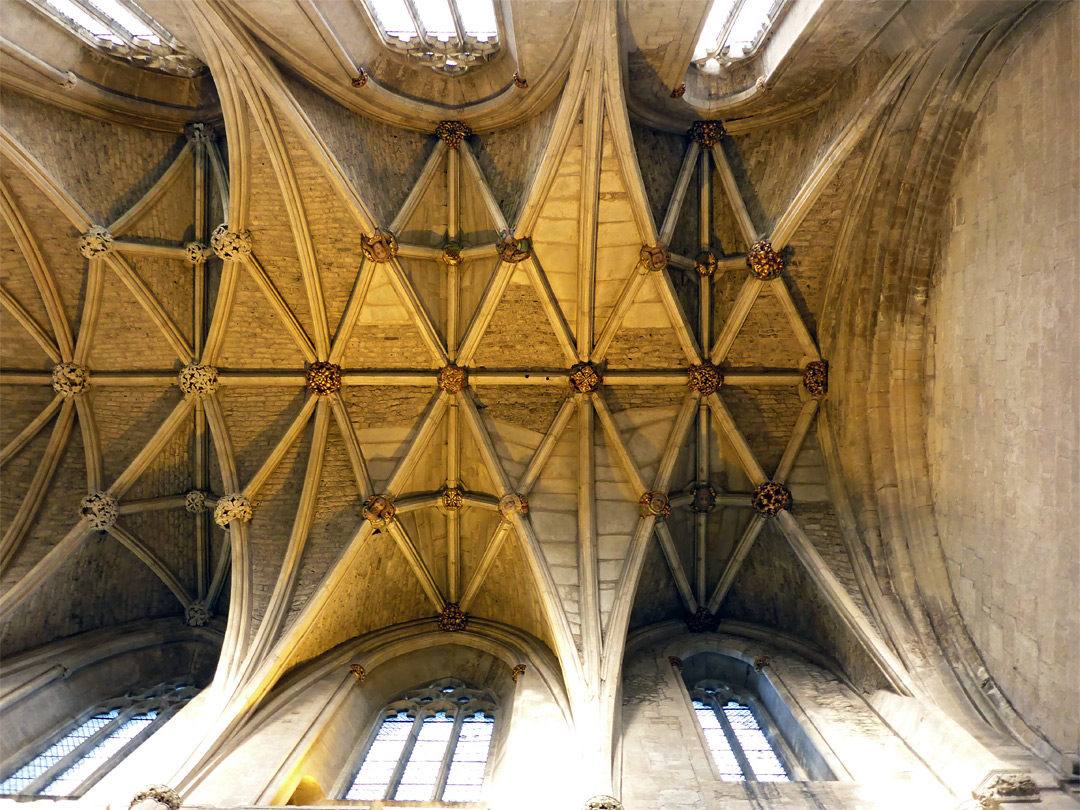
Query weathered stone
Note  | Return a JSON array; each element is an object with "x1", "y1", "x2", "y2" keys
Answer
[
  {"x1": 80, "y1": 491, "x2": 118, "y2": 530},
  {"x1": 78, "y1": 226, "x2": 114, "y2": 258},
  {"x1": 52, "y1": 362, "x2": 89, "y2": 397},
  {"x1": 178, "y1": 363, "x2": 218, "y2": 398}
]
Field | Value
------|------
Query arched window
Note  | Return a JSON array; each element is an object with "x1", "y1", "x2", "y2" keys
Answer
[
  {"x1": 679, "y1": 652, "x2": 831, "y2": 782},
  {"x1": 692, "y1": 0, "x2": 787, "y2": 74},
  {"x1": 0, "y1": 680, "x2": 198, "y2": 798},
  {"x1": 690, "y1": 681, "x2": 789, "y2": 782},
  {"x1": 359, "y1": 0, "x2": 500, "y2": 75},
  {"x1": 27, "y1": 0, "x2": 200, "y2": 75},
  {"x1": 343, "y1": 678, "x2": 496, "y2": 802}
]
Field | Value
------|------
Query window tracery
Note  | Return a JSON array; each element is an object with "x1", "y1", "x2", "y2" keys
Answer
[
  {"x1": 692, "y1": 0, "x2": 786, "y2": 75},
  {"x1": 690, "y1": 682, "x2": 790, "y2": 782},
  {"x1": 359, "y1": 0, "x2": 500, "y2": 75},
  {"x1": 27, "y1": 0, "x2": 200, "y2": 76},
  {"x1": 343, "y1": 678, "x2": 496, "y2": 802},
  {"x1": 0, "y1": 680, "x2": 198, "y2": 798}
]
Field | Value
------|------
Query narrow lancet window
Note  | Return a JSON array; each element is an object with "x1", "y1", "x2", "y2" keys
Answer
[
  {"x1": 691, "y1": 691, "x2": 790, "y2": 782},
  {"x1": 0, "y1": 681, "x2": 197, "y2": 798}
]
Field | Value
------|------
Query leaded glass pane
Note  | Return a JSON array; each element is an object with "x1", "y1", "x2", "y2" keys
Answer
[
  {"x1": 692, "y1": 701, "x2": 744, "y2": 781},
  {"x1": 345, "y1": 713, "x2": 414, "y2": 800},
  {"x1": 441, "y1": 712, "x2": 494, "y2": 802},
  {"x1": 41, "y1": 711, "x2": 159, "y2": 796},
  {"x1": 0, "y1": 710, "x2": 119, "y2": 794},
  {"x1": 722, "y1": 702, "x2": 789, "y2": 782},
  {"x1": 393, "y1": 712, "x2": 455, "y2": 801}
]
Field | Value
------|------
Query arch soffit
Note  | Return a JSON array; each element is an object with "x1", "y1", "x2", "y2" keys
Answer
[{"x1": 247, "y1": 618, "x2": 572, "y2": 736}]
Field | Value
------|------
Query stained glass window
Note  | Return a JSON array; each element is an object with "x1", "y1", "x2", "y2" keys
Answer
[
  {"x1": 343, "y1": 679, "x2": 496, "y2": 802},
  {"x1": 0, "y1": 682, "x2": 196, "y2": 798},
  {"x1": 691, "y1": 692, "x2": 790, "y2": 782}
]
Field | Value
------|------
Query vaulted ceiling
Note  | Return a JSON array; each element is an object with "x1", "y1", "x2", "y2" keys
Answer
[{"x1": 2, "y1": 0, "x2": 1024, "y2": 712}]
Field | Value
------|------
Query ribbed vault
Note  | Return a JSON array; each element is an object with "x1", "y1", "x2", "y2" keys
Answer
[{"x1": 3, "y1": 0, "x2": 1060, "y2": 798}]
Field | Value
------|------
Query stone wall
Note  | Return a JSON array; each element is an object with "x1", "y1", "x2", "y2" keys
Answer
[
  {"x1": 619, "y1": 631, "x2": 949, "y2": 810},
  {"x1": 927, "y1": 1, "x2": 1079, "y2": 757}
]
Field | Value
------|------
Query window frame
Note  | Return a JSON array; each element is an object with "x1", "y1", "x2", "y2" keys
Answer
[
  {"x1": 689, "y1": 685, "x2": 802, "y2": 782},
  {"x1": 335, "y1": 678, "x2": 498, "y2": 804},
  {"x1": 692, "y1": 0, "x2": 789, "y2": 73},
  {"x1": 353, "y1": 0, "x2": 503, "y2": 76},
  {"x1": 24, "y1": 0, "x2": 201, "y2": 76},
  {"x1": 0, "y1": 679, "x2": 198, "y2": 799}
]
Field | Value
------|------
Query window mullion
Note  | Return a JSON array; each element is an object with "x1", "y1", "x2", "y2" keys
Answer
[
  {"x1": 22, "y1": 706, "x2": 136, "y2": 796},
  {"x1": 71, "y1": 0, "x2": 139, "y2": 47},
  {"x1": 386, "y1": 712, "x2": 424, "y2": 800},
  {"x1": 64, "y1": 705, "x2": 174, "y2": 798},
  {"x1": 433, "y1": 710, "x2": 464, "y2": 800},
  {"x1": 713, "y1": 702, "x2": 757, "y2": 782},
  {"x1": 401, "y1": 0, "x2": 431, "y2": 49},
  {"x1": 445, "y1": 1, "x2": 466, "y2": 49},
  {"x1": 715, "y1": 0, "x2": 747, "y2": 58}
]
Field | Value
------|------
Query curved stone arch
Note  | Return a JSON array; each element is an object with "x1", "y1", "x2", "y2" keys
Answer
[
  {"x1": 1, "y1": 618, "x2": 222, "y2": 778},
  {"x1": 180, "y1": 618, "x2": 578, "y2": 807},
  {"x1": 815, "y1": 1, "x2": 1063, "y2": 765}
]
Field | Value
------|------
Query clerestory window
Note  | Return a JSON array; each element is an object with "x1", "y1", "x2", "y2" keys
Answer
[
  {"x1": 359, "y1": 0, "x2": 500, "y2": 75},
  {"x1": 691, "y1": 685, "x2": 790, "y2": 782},
  {"x1": 0, "y1": 680, "x2": 198, "y2": 798},
  {"x1": 26, "y1": 0, "x2": 200, "y2": 76},
  {"x1": 343, "y1": 678, "x2": 496, "y2": 802},
  {"x1": 692, "y1": 0, "x2": 787, "y2": 74}
]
